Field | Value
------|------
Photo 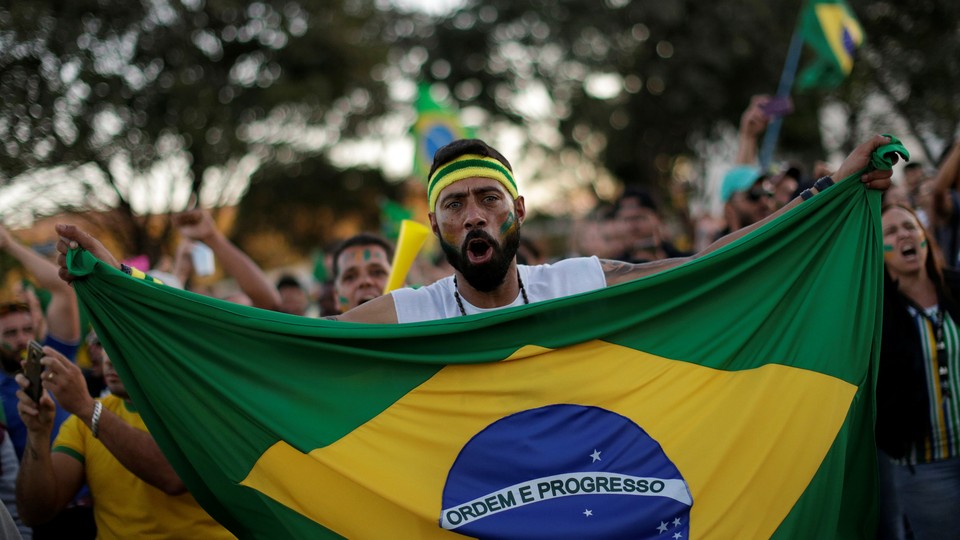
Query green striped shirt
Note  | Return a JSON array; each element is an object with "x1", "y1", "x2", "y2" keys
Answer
[{"x1": 903, "y1": 305, "x2": 960, "y2": 463}]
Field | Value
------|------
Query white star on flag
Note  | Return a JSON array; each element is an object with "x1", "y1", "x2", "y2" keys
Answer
[
  {"x1": 583, "y1": 509, "x2": 593, "y2": 517},
  {"x1": 673, "y1": 533, "x2": 683, "y2": 539},
  {"x1": 590, "y1": 449, "x2": 602, "y2": 462},
  {"x1": 657, "y1": 521, "x2": 669, "y2": 533},
  {"x1": 673, "y1": 517, "x2": 682, "y2": 527}
]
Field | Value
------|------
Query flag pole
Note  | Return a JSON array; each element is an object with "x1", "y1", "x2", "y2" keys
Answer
[{"x1": 758, "y1": 23, "x2": 805, "y2": 171}]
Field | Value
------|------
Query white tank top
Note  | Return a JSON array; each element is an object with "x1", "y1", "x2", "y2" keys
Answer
[{"x1": 392, "y1": 256, "x2": 606, "y2": 323}]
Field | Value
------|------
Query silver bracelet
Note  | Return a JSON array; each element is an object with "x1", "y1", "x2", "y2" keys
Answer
[{"x1": 91, "y1": 401, "x2": 103, "y2": 438}]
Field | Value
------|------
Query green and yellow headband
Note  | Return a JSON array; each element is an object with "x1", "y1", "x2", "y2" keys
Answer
[{"x1": 427, "y1": 154, "x2": 518, "y2": 211}]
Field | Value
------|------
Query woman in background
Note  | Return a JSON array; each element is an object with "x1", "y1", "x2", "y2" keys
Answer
[{"x1": 877, "y1": 204, "x2": 960, "y2": 539}]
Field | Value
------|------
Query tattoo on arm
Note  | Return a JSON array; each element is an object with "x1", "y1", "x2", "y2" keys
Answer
[
  {"x1": 600, "y1": 257, "x2": 689, "y2": 285},
  {"x1": 600, "y1": 259, "x2": 636, "y2": 280}
]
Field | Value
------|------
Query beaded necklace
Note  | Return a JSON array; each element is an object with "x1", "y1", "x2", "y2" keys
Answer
[{"x1": 453, "y1": 271, "x2": 529, "y2": 316}]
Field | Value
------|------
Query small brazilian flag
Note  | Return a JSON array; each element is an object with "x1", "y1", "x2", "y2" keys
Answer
[
  {"x1": 412, "y1": 83, "x2": 472, "y2": 181},
  {"x1": 797, "y1": 0, "x2": 865, "y2": 90},
  {"x1": 66, "y1": 142, "x2": 907, "y2": 539}
]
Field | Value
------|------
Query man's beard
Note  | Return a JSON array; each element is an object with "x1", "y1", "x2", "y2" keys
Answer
[{"x1": 441, "y1": 228, "x2": 521, "y2": 292}]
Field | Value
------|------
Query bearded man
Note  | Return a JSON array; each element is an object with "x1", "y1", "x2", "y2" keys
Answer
[
  {"x1": 387, "y1": 140, "x2": 607, "y2": 321},
  {"x1": 55, "y1": 136, "x2": 896, "y2": 324}
]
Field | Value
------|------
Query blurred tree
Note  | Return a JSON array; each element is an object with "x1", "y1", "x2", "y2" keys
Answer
[
  {"x1": 386, "y1": 0, "x2": 959, "y2": 203},
  {"x1": 852, "y1": 0, "x2": 960, "y2": 165},
  {"x1": 386, "y1": 0, "x2": 812, "y2": 197},
  {"x1": 231, "y1": 155, "x2": 399, "y2": 265},
  {"x1": 0, "y1": 0, "x2": 389, "y2": 261}
]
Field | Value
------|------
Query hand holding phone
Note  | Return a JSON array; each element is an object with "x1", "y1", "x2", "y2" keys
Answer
[
  {"x1": 24, "y1": 340, "x2": 44, "y2": 403},
  {"x1": 191, "y1": 242, "x2": 216, "y2": 276},
  {"x1": 759, "y1": 96, "x2": 794, "y2": 118}
]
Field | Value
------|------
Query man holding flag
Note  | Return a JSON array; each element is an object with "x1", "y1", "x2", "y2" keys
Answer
[
  {"x1": 42, "y1": 133, "x2": 904, "y2": 539},
  {"x1": 52, "y1": 132, "x2": 899, "y2": 321},
  {"x1": 56, "y1": 135, "x2": 894, "y2": 323}
]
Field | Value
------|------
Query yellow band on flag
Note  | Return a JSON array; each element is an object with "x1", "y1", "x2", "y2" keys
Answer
[{"x1": 242, "y1": 341, "x2": 855, "y2": 539}]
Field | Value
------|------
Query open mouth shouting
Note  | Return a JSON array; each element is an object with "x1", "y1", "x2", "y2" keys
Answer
[
  {"x1": 898, "y1": 241, "x2": 919, "y2": 263},
  {"x1": 466, "y1": 237, "x2": 495, "y2": 265},
  {"x1": 440, "y1": 226, "x2": 520, "y2": 292},
  {"x1": 896, "y1": 239, "x2": 926, "y2": 263}
]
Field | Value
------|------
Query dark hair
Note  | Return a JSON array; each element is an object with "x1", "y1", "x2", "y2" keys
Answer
[
  {"x1": 783, "y1": 166, "x2": 802, "y2": 181},
  {"x1": 331, "y1": 233, "x2": 395, "y2": 279},
  {"x1": 428, "y1": 139, "x2": 513, "y2": 178},
  {"x1": 275, "y1": 274, "x2": 303, "y2": 290},
  {"x1": 881, "y1": 203, "x2": 946, "y2": 289},
  {"x1": 0, "y1": 303, "x2": 30, "y2": 317},
  {"x1": 613, "y1": 186, "x2": 659, "y2": 215}
]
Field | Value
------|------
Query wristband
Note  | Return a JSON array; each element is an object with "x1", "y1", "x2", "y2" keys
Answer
[
  {"x1": 800, "y1": 189, "x2": 815, "y2": 201},
  {"x1": 91, "y1": 401, "x2": 103, "y2": 438},
  {"x1": 813, "y1": 176, "x2": 835, "y2": 192}
]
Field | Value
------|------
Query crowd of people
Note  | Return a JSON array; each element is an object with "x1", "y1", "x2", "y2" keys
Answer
[{"x1": 0, "y1": 91, "x2": 954, "y2": 538}]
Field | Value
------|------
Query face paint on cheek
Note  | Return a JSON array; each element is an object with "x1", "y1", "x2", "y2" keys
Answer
[
  {"x1": 500, "y1": 212, "x2": 516, "y2": 234},
  {"x1": 883, "y1": 244, "x2": 894, "y2": 260},
  {"x1": 920, "y1": 239, "x2": 928, "y2": 248},
  {"x1": 339, "y1": 296, "x2": 350, "y2": 305},
  {"x1": 441, "y1": 232, "x2": 458, "y2": 247}
]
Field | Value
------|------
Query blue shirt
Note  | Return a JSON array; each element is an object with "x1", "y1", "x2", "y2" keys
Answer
[{"x1": 1, "y1": 334, "x2": 79, "y2": 459}]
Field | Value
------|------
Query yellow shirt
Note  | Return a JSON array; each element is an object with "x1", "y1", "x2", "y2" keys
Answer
[{"x1": 53, "y1": 394, "x2": 234, "y2": 540}]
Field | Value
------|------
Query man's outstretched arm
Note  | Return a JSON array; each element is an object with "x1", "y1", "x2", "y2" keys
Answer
[
  {"x1": 56, "y1": 223, "x2": 403, "y2": 324},
  {"x1": 603, "y1": 135, "x2": 897, "y2": 286}
]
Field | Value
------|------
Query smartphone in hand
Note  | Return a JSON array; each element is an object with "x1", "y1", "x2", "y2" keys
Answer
[
  {"x1": 191, "y1": 242, "x2": 216, "y2": 276},
  {"x1": 760, "y1": 96, "x2": 794, "y2": 118},
  {"x1": 24, "y1": 340, "x2": 44, "y2": 402}
]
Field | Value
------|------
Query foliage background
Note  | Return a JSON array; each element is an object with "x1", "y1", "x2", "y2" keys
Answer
[{"x1": 0, "y1": 0, "x2": 957, "y2": 266}]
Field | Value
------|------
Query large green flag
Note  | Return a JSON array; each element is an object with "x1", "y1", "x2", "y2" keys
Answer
[
  {"x1": 66, "y1": 143, "x2": 906, "y2": 539},
  {"x1": 797, "y1": 0, "x2": 865, "y2": 90}
]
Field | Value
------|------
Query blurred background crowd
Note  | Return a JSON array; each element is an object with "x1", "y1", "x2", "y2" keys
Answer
[{"x1": 1, "y1": 0, "x2": 959, "y2": 538}]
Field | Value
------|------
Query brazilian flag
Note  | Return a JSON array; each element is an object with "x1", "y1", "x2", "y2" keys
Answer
[
  {"x1": 797, "y1": 0, "x2": 865, "y2": 90},
  {"x1": 412, "y1": 83, "x2": 472, "y2": 181},
  {"x1": 67, "y1": 143, "x2": 906, "y2": 539}
]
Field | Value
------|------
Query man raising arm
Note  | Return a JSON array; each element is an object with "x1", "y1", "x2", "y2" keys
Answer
[{"x1": 173, "y1": 208, "x2": 283, "y2": 311}]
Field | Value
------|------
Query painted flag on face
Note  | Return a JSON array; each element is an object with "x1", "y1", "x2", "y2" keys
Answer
[
  {"x1": 797, "y1": 0, "x2": 865, "y2": 90},
  {"x1": 67, "y1": 141, "x2": 907, "y2": 539}
]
